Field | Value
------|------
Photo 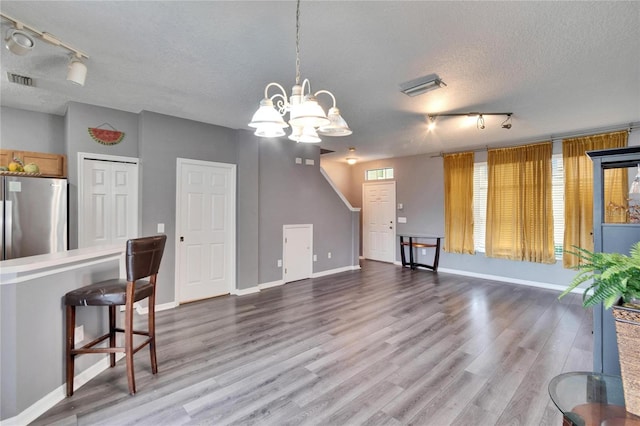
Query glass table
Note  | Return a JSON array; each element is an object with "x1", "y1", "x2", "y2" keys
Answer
[{"x1": 549, "y1": 371, "x2": 640, "y2": 426}]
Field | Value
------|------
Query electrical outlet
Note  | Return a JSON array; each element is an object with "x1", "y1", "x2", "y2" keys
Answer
[
  {"x1": 157, "y1": 223, "x2": 165, "y2": 233},
  {"x1": 313, "y1": 254, "x2": 317, "y2": 262},
  {"x1": 74, "y1": 325, "x2": 84, "y2": 342},
  {"x1": 328, "y1": 252, "x2": 332, "y2": 259},
  {"x1": 421, "y1": 249, "x2": 427, "y2": 255},
  {"x1": 277, "y1": 259, "x2": 282, "y2": 267}
]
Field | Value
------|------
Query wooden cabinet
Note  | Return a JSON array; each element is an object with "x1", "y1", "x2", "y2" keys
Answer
[{"x1": 0, "y1": 149, "x2": 67, "y2": 177}]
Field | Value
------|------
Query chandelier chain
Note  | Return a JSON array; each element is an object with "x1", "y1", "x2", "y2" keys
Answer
[{"x1": 295, "y1": 0, "x2": 301, "y2": 85}]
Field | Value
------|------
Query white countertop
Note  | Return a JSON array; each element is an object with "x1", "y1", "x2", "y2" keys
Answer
[{"x1": 0, "y1": 245, "x2": 123, "y2": 285}]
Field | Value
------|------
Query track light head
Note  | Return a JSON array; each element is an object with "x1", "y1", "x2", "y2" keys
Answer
[
  {"x1": 67, "y1": 56, "x2": 87, "y2": 86},
  {"x1": 501, "y1": 114, "x2": 513, "y2": 129},
  {"x1": 5, "y1": 28, "x2": 34, "y2": 55}
]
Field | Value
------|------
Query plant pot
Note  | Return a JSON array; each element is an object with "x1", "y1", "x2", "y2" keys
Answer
[{"x1": 613, "y1": 303, "x2": 640, "y2": 417}]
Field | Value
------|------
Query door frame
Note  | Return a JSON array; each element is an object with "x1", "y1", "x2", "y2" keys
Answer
[
  {"x1": 362, "y1": 180, "x2": 396, "y2": 263},
  {"x1": 175, "y1": 158, "x2": 237, "y2": 304},
  {"x1": 77, "y1": 152, "x2": 140, "y2": 249},
  {"x1": 282, "y1": 224, "x2": 313, "y2": 283}
]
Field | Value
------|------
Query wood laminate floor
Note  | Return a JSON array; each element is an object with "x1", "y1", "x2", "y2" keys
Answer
[{"x1": 34, "y1": 260, "x2": 592, "y2": 426}]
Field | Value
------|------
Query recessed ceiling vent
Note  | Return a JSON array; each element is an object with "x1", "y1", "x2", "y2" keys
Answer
[
  {"x1": 7, "y1": 72, "x2": 35, "y2": 87},
  {"x1": 400, "y1": 73, "x2": 446, "y2": 97}
]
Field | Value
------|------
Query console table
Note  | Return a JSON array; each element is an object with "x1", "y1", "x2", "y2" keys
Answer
[
  {"x1": 548, "y1": 371, "x2": 640, "y2": 425},
  {"x1": 398, "y1": 234, "x2": 442, "y2": 272}
]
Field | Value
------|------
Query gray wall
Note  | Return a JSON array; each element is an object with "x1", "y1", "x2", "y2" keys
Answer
[
  {"x1": 0, "y1": 106, "x2": 65, "y2": 154},
  {"x1": 65, "y1": 102, "x2": 140, "y2": 249},
  {"x1": 236, "y1": 130, "x2": 260, "y2": 290},
  {"x1": 138, "y1": 111, "x2": 238, "y2": 302},
  {"x1": 258, "y1": 138, "x2": 355, "y2": 283}
]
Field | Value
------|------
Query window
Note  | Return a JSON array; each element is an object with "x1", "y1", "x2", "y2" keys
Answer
[
  {"x1": 472, "y1": 154, "x2": 565, "y2": 259},
  {"x1": 365, "y1": 167, "x2": 394, "y2": 181}
]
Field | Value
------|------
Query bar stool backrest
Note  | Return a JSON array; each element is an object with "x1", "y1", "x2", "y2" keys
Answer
[{"x1": 126, "y1": 235, "x2": 167, "y2": 282}]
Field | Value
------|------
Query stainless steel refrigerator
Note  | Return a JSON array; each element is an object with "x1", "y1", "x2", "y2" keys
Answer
[{"x1": 1, "y1": 175, "x2": 68, "y2": 260}]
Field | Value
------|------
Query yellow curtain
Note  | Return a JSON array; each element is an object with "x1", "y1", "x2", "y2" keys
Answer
[
  {"x1": 486, "y1": 142, "x2": 555, "y2": 263},
  {"x1": 563, "y1": 131, "x2": 628, "y2": 268},
  {"x1": 443, "y1": 152, "x2": 474, "y2": 254}
]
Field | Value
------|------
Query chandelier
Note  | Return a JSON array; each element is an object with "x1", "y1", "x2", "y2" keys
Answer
[{"x1": 248, "y1": 0, "x2": 352, "y2": 143}]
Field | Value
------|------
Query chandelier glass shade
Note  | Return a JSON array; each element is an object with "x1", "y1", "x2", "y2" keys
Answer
[{"x1": 248, "y1": 0, "x2": 351, "y2": 143}]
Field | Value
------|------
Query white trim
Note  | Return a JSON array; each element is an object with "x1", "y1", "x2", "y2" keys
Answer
[
  {"x1": 231, "y1": 286, "x2": 260, "y2": 296},
  {"x1": 134, "y1": 301, "x2": 179, "y2": 315},
  {"x1": 319, "y1": 167, "x2": 360, "y2": 212},
  {"x1": 311, "y1": 265, "x2": 361, "y2": 278},
  {"x1": 0, "y1": 354, "x2": 124, "y2": 426},
  {"x1": 437, "y1": 267, "x2": 584, "y2": 294},
  {"x1": 259, "y1": 279, "x2": 285, "y2": 290},
  {"x1": 175, "y1": 158, "x2": 237, "y2": 304},
  {"x1": 77, "y1": 152, "x2": 140, "y2": 249},
  {"x1": 282, "y1": 224, "x2": 313, "y2": 284}
]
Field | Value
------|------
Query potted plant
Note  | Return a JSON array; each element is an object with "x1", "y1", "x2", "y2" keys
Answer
[{"x1": 559, "y1": 241, "x2": 640, "y2": 416}]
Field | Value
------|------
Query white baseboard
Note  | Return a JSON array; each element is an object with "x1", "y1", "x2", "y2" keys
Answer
[
  {"x1": 232, "y1": 265, "x2": 361, "y2": 297},
  {"x1": 231, "y1": 286, "x2": 260, "y2": 296},
  {"x1": 259, "y1": 279, "x2": 285, "y2": 290},
  {"x1": 437, "y1": 267, "x2": 583, "y2": 294},
  {"x1": 135, "y1": 301, "x2": 178, "y2": 315},
  {"x1": 311, "y1": 265, "x2": 360, "y2": 278},
  {"x1": 1, "y1": 354, "x2": 124, "y2": 426}
]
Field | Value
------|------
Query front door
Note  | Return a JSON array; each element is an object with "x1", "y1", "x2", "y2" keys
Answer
[
  {"x1": 362, "y1": 181, "x2": 396, "y2": 262},
  {"x1": 176, "y1": 159, "x2": 236, "y2": 303}
]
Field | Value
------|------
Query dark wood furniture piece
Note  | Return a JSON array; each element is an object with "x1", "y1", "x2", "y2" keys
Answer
[
  {"x1": 549, "y1": 371, "x2": 640, "y2": 426},
  {"x1": 398, "y1": 233, "x2": 442, "y2": 272},
  {"x1": 587, "y1": 147, "x2": 640, "y2": 375},
  {"x1": 64, "y1": 235, "x2": 166, "y2": 396}
]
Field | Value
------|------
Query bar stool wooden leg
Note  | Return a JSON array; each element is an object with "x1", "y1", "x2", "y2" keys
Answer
[
  {"x1": 108, "y1": 305, "x2": 116, "y2": 368},
  {"x1": 149, "y1": 275, "x2": 158, "y2": 374},
  {"x1": 65, "y1": 305, "x2": 75, "y2": 397},
  {"x1": 124, "y1": 286, "x2": 136, "y2": 395}
]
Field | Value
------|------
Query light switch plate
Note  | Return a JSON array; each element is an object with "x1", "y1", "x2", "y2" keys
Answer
[
  {"x1": 398, "y1": 217, "x2": 407, "y2": 223},
  {"x1": 157, "y1": 223, "x2": 165, "y2": 233},
  {"x1": 305, "y1": 159, "x2": 314, "y2": 166},
  {"x1": 295, "y1": 157, "x2": 302, "y2": 164}
]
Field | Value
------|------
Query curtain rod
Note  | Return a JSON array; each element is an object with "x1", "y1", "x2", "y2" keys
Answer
[{"x1": 431, "y1": 121, "x2": 640, "y2": 158}]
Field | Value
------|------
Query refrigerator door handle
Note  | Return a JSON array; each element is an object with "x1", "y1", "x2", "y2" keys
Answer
[{"x1": 5, "y1": 200, "x2": 11, "y2": 259}]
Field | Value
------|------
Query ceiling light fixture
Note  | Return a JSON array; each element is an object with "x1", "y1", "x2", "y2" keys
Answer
[
  {"x1": 427, "y1": 112, "x2": 513, "y2": 130},
  {"x1": 5, "y1": 27, "x2": 34, "y2": 55},
  {"x1": 67, "y1": 55, "x2": 87, "y2": 86},
  {"x1": 346, "y1": 147, "x2": 358, "y2": 165},
  {"x1": 1, "y1": 13, "x2": 89, "y2": 84},
  {"x1": 400, "y1": 74, "x2": 447, "y2": 97},
  {"x1": 248, "y1": 0, "x2": 351, "y2": 143}
]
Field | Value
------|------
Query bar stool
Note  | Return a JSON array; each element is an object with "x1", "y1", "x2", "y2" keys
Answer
[{"x1": 64, "y1": 234, "x2": 166, "y2": 396}]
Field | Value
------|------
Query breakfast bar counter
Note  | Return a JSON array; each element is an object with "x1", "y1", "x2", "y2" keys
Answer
[{"x1": 1, "y1": 245, "x2": 123, "y2": 424}]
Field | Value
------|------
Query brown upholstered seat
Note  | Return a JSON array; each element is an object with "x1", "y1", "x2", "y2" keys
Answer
[{"x1": 64, "y1": 234, "x2": 166, "y2": 396}]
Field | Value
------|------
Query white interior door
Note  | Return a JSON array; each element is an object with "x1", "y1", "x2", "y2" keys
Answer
[
  {"x1": 177, "y1": 159, "x2": 236, "y2": 303},
  {"x1": 363, "y1": 181, "x2": 396, "y2": 262},
  {"x1": 283, "y1": 224, "x2": 313, "y2": 283},
  {"x1": 79, "y1": 155, "x2": 138, "y2": 248}
]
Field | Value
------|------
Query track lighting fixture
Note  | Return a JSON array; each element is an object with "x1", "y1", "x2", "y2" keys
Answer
[
  {"x1": 67, "y1": 55, "x2": 87, "y2": 86},
  {"x1": 346, "y1": 147, "x2": 358, "y2": 165},
  {"x1": 1, "y1": 13, "x2": 89, "y2": 85},
  {"x1": 5, "y1": 27, "x2": 34, "y2": 55},
  {"x1": 427, "y1": 112, "x2": 513, "y2": 131},
  {"x1": 501, "y1": 115, "x2": 513, "y2": 129}
]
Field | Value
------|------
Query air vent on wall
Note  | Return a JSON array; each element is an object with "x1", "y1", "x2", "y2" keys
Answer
[{"x1": 7, "y1": 72, "x2": 34, "y2": 87}]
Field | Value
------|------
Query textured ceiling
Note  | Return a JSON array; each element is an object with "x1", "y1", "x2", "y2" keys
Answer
[{"x1": 1, "y1": 1, "x2": 639, "y2": 163}]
